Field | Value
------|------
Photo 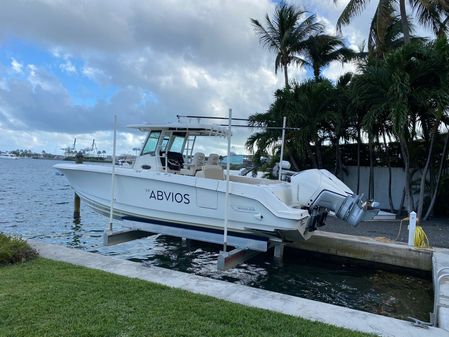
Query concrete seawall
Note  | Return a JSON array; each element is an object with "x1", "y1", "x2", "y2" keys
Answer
[
  {"x1": 30, "y1": 240, "x2": 449, "y2": 337},
  {"x1": 289, "y1": 230, "x2": 433, "y2": 271}
]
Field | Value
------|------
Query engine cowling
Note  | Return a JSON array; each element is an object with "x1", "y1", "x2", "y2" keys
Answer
[{"x1": 290, "y1": 169, "x2": 379, "y2": 227}]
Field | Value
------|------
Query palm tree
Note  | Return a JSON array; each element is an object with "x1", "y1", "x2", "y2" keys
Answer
[
  {"x1": 251, "y1": 3, "x2": 322, "y2": 87},
  {"x1": 337, "y1": 0, "x2": 449, "y2": 45},
  {"x1": 246, "y1": 88, "x2": 301, "y2": 170},
  {"x1": 368, "y1": 1, "x2": 423, "y2": 58},
  {"x1": 247, "y1": 80, "x2": 338, "y2": 170},
  {"x1": 410, "y1": 0, "x2": 449, "y2": 37},
  {"x1": 350, "y1": 59, "x2": 391, "y2": 201},
  {"x1": 301, "y1": 34, "x2": 355, "y2": 80},
  {"x1": 328, "y1": 73, "x2": 354, "y2": 178},
  {"x1": 336, "y1": 0, "x2": 412, "y2": 43}
]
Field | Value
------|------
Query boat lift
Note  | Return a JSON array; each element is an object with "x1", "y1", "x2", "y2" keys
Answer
[
  {"x1": 102, "y1": 224, "x2": 285, "y2": 271},
  {"x1": 95, "y1": 110, "x2": 291, "y2": 270}
]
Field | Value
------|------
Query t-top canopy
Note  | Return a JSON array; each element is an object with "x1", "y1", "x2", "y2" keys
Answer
[{"x1": 127, "y1": 122, "x2": 229, "y2": 137}]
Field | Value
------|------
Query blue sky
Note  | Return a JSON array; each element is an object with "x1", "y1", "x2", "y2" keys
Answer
[
  {"x1": 0, "y1": 0, "x2": 431, "y2": 155},
  {"x1": 0, "y1": 38, "x2": 118, "y2": 106}
]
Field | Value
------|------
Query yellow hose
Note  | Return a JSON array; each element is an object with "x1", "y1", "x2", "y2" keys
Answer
[
  {"x1": 395, "y1": 216, "x2": 430, "y2": 248},
  {"x1": 414, "y1": 225, "x2": 430, "y2": 248}
]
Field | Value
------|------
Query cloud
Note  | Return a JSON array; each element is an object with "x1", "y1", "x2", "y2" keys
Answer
[
  {"x1": 0, "y1": 0, "x2": 435, "y2": 154},
  {"x1": 11, "y1": 57, "x2": 23, "y2": 73},
  {"x1": 82, "y1": 66, "x2": 102, "y2": 80},
  {"x1": 59, "y1": 60, "x2": 76, "y2": 74},
  {"x1": 0, "y1": 74, "x2": 156, "y2": 134},
  {"x1": 322, "y1": 60, "x2": 359, "y2": 81}
]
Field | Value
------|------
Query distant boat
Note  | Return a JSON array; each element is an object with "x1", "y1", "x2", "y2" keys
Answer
[{"x1": 0, "y1": 153, "x2": 19, "y2": 160}]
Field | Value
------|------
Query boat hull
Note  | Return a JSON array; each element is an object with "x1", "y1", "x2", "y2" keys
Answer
[{"x1": 54, "y1": 163, "x2": 312, "y2": 241}]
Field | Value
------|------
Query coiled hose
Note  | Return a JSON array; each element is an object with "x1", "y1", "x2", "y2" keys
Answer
[{"x1": 395, "y1": 217, "x2": 430, "y2": 248}]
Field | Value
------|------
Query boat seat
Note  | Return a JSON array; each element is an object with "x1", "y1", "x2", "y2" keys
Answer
[
  {"x1": 196, "y1": 165, "x2": 224, "y2": 180},
  {"x1": 207, "y1": 153, "x2": 220, "y2": 165},
  {"x1": 180, "y1": 152, "x2": 205, "y2": 176}
]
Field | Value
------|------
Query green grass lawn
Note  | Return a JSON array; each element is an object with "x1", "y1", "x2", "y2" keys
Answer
[{"x1": 0, "y1": 258, "x2": 375, "y2": 337}]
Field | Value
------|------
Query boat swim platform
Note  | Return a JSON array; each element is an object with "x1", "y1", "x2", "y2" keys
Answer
[{"x1": 29, "y1": 240, "x2": 449, "y2": 336}]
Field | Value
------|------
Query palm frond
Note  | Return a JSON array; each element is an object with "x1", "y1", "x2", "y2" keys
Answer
[{"x1": 337, "y1": 0, "x2": 372, "y2": 32}]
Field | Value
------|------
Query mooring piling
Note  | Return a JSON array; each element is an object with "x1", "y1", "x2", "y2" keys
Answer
[
  {"x1": 73, "y1": 193, "x2": 81, "y2": 219},
  {"x1": 73, "y1": 151, "x2": 83, "y2": 219}
]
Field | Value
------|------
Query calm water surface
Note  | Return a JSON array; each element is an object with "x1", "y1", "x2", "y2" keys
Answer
[{"x1": 0, "y1": 158, "x2": 433, "y2": 321}]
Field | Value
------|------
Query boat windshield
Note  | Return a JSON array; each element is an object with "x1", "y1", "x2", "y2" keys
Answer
[
  {"x1": 142, "y1": 131, "x2": 161, "y2": 155},
  {"x1": 160, "y1": 135, "x2": 170, "y2": 152},
  {"x1": 170, "y1": 135, "x2": 185, "y2": 153}
]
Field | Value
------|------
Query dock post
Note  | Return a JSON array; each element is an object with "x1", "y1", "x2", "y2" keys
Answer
[
  {"x1": 181, "y1": 237, "x2": 189, "y2": 247},
  {"x1": 273, "y1": 241, "x2": 284, "y2": 260},
  {"x1": 73, "y1": 193, "x2": 80, "y2": 219},
  {"x1": 408, "y1": 211, "x2": 417, "y2": 247}
]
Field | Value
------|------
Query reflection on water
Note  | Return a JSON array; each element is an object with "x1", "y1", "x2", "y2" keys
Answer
[{"x1": 0, "y1": 159, "x2": 433, "y2": 321}]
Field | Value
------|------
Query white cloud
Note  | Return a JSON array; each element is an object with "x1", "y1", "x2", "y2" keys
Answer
[
  {"x1": 60, "y1": 60, "x2": 76, "y2": 74},
  {"x1": 0, "y1": 0, "x2": 439, "y2": 154},
  {"x1": 11, "y1": 58, "x2": 23, "y2": 73},
  {"x1": 322, "y1": 60, "x2": 359, "y2": 81},
  {"x1": 82, "y1": 66, "x2": 102, "y2": 80},
  {"x1": 26, "y1": 64, "x2": 65, "y2": 92}
]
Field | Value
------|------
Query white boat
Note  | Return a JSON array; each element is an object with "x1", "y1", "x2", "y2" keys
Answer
[
  {"x1": 0, "y1": 152, "x2": 19, "y2": 159},
  {"x1": 54, "y1": 122, "x2": 377, "y2": 245}
]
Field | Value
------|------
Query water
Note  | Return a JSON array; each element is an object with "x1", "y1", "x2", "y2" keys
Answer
[{"x1": 0, "y1": 158, "x2": 433, "y2": 321}]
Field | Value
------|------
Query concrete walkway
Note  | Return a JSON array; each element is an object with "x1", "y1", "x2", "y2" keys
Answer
[{"x1": 30, "y1": 241, "x2": 449, "y2": 337}]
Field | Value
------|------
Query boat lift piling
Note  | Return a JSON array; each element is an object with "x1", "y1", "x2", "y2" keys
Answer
[
  {"x1": 73, "y1": 194, "x2": 81, "y2": 219},
  {"x1": 73, "y1": 152, "x2": 83, "y2": 219}
]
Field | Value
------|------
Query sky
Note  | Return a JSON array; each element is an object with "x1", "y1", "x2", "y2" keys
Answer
[{"x1": 0, "y1": 0, "x2": 414, "y2": 156}]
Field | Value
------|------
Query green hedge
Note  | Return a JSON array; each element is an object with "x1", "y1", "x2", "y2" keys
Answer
[{"x1": 0, "y1": 233, "x2": 37, "y2": 265}]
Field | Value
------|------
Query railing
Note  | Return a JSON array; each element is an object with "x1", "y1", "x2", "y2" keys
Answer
[{"x1": 431, "y1": 266, "x2": 449, "y2": 326}]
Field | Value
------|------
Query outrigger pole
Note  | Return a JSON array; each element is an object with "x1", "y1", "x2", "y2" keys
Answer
[
  {"x1": 176, "y1": 114, "x2": 300, "y2": 130},
  {"x1": 177, "y1": 114, "x2": 247, "y2": 122},
  {"x1": 108, "y1": 114, "x2": 117, "y2": 231}
]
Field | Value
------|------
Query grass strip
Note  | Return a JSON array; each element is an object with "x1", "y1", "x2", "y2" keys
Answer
[{"x1": 0, "y1": 258, "x2": 375, "y2": 337}]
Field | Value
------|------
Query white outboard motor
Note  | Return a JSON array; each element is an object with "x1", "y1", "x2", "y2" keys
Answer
[{"x1": 290, "y1": 169, "x2": 379, "y2": 227}]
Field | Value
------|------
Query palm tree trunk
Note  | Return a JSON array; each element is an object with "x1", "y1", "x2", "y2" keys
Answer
[
  {"x1": 314, "y1": 66, "x2": 320, "y2": 81},
  {"x1": 335, "y1": 139, "x2": 343, "y2": 179},
  {"x1": 398, "y1": 187, "x2": 406, "y2": 215},
  {"x1": 316, "y1": 139, "x2": 323, "y2": 169},
  {"x1": 306, "y1": 143, "x2": 317, "y2": 168},
  {"x1": 288, "y1": 150, "x2": 300, "y2": 171},
  {"x1": 399, "y1": 0, "x2": 410, "y2": 44},
  {"x1": 417, "y1": 123, "x2": 438, "y2": 220},
  {"x1": 368, "y1": 137, "x2": 375, "y2": 200},
  {"x1": 284, "y1": 64, "x2": 289, "y2": 88},
  {"x1": 399, "y1": 135, "x2": 413, "y2": 212},
  {"x1": 424, "y1": 131, "x2": 449, "y2": 220},
  {"x1": 382, "y1": 131, "x2": 395, "y2": 212},
  {"x1": 356, "y1": 130, "x2": 361, "y2": 194}
]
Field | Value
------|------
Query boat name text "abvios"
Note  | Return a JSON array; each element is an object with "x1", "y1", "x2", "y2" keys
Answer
[{"x1": 146, "y1": 189, "x2": 190, "y2": 204}]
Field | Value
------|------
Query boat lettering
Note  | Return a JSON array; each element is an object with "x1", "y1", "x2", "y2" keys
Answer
[{"x1": 146, "y1": 189, "x2": 190, "y2": 204}]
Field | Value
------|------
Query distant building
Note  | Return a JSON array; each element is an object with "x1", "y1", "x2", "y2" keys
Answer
[{"x1": 220, "y1": 153, "x2": 252, "y2": 168}]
